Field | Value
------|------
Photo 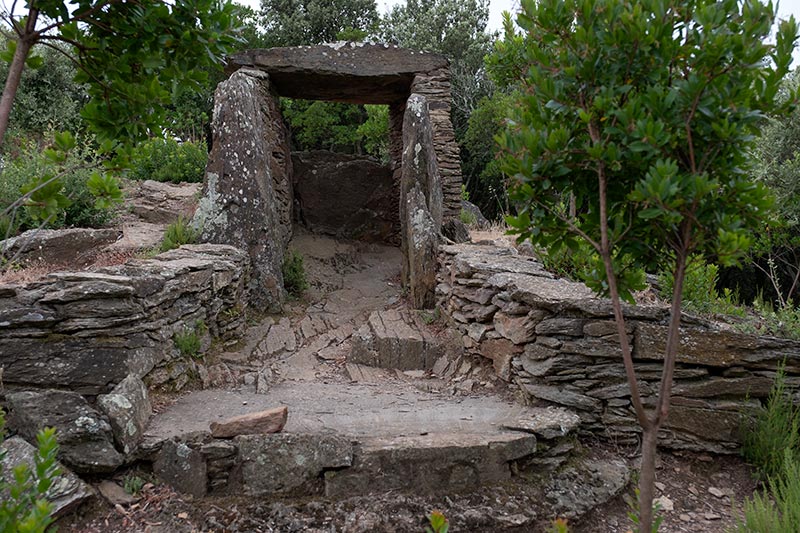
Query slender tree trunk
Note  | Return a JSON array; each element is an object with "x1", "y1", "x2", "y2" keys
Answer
[
  {"x1": 0, "y1": 8, "x2": 39, "y2": 147},
  {"x1": 638, "y1": 426, "x2": 659, "y2": 532}
]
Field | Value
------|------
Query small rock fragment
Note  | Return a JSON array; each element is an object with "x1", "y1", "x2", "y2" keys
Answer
[{"x1": 210, "y1": 406, "x2": 288, "y2": 438}]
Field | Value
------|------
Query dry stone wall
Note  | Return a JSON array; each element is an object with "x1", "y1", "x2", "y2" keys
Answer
[
  {"x1": 437, "y1": 243, "x2": 800, "y2": 453},
  {"x1": 0, "y1": 244, "x2": 248, "y2": 395}
]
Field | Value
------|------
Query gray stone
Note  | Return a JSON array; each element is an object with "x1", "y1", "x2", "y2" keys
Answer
[
  {"x1": 442, "y1": 219, "x2": 470, "y2": 243},
  {"x1": 536, "y1": 318, "x2": 586, "y2": 336},
  {"x1": 501, "y1": 408, "x2": 581, "y2": 440},
  {"x1": 236, "y1": 433, "x2": 353, "y2": 495},
  {"x1": 0, "y1": 227, "x2": 120, "y2": 267},
  {"x1": 154, "y1": 439, "x2": 208, "y2": 498},
  {"x1": 546, "y1": 458, "x2": 631, "y2": 519},
  {"x1": 461, "y1": 200, "x2": 489, "y2": 228},
  {"x1": 97, "y1": 375, "x2": 152, "y2": 455},
  {"x1": 494, "y1": 312, "x2": 540, "y2": 344},
  {"x1": 350, "y1": 309, "x2": 444, "y2": 370},
  {"x1": 324, "y1": 432, "x2": 536, "y2": 498},
  {"x1": 210, "y1": 406, "x2": 288, "y2": 438},
  {"x1": 292, "y1": 151, "x2": 397, "y2": 243},
  {"x1": 0, "y1": 436, "x2": 93, "y2": 517},
  {"x1": 194, "y1": 69, "x2": 290, "y2": 311},
  {"x1": 6, "y1": 390, "x2": 123, "y2": 474},
  {"x1": 521, "y1": 384, "x2": 602, "y2": 412}
]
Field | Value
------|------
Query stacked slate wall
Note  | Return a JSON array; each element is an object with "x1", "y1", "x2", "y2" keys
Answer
[{"x1": 437, "y1": 243, "x2": 800, "y2": 453}]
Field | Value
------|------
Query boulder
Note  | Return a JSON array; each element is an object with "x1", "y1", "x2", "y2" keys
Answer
[
  {"x1": 545, "y1": 458, "x2": 631, "y2": 519},
  {"x1": 292, "y1": 151, "x2": 397, "y2": 243},
  {"x1": 123, "y1": 179, "x2": 200, "y2": 224},
  {"x1": 97, "y1": 375, "x2": 152, "y2": 455},
  {"x1": 6, "y1": 390, "x2": 123, "y2": 474},
  {"x1": 194, "y1": 68, "x2": 291, "y2": 311},
  {"x1": 0, "y1": 436, "x2": 93, "y2": 517},
  {"x1": 461, "y1": 200, "x2": 489, "y2": 228}
]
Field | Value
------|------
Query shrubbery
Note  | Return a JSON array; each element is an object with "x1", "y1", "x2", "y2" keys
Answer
[
  {"x1": 282, "y1": 249, "x2": 308, "y2": 297},
  {"x1": 160, "y1": 216, "x2": 198, "y2": 253},
  {"x1": 127, "y1": 138, "x2": 207, "y2": 184}
]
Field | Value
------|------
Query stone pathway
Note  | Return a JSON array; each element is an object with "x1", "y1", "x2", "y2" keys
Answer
[{"x1": 142, "y1": 231, "x2": 611, "y2": 515}]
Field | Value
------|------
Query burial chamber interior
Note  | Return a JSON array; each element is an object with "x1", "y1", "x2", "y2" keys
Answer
[{"x1": 195, "y1": 43, "x2": 466, "y2": 311}]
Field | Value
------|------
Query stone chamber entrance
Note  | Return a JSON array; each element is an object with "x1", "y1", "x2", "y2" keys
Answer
[{"x1": 193, "y1": 43, "x2": 469, "y2": 312}]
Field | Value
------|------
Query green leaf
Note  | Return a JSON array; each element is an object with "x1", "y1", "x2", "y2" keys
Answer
[{"x1": 25, "y1": 55, "x2": 44, "y2": 70}]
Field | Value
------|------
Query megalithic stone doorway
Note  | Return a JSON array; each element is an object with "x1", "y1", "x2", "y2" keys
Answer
[{"x1": 193, "y1": 43, "x2": 468, "y2": 311}]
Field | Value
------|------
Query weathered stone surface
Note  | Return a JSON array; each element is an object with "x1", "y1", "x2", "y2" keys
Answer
[
  {"x1": 545, "y1": 458, "x2": 631, "y2": 519},
  {"x1": 350, "y1": 309, "x2": 444, "y2": 370},
  {"x1": 501, "y1": 408, "x2": 581, "y2": 440},
  {"x1": 442, "y1": 219, "x2": 470, "y2": 243},
  {"x1": 210, "y1": 406, "x2": 288, "y2": 438},
  {"x1": 0, "y1": 437, "x2": 93, "y2": 517},
  {"x1": 229, "y1": 44, "x2": 448, "y2": 104},
  {"x1": 236, "y1": 434, "x2": 353, "y2": 495},
  {"x1": 521, "y1": 384, "x2": 602, "y2": 412},
  {"x1": 0, "y1": 245, "x2": 248, "y2": 393},
  {"x1": 324, "y1": 433, "x2": 536, "y2": 498},
  {"x1": 480, "y1": 338, "x2": 521, "y2": 381},
  {"x1": 98, "y1": 480, "x2": 138, "y2": 505},
  {"x1": 125, "y1": 179, "x2": 199, "y2": 224},
  {"x1": 7, "y1": 390, "x2": 123, "y2": 473},
  {"x1": 97, "y1": 375, "x2": 152, "y2": 455},
  {"x1": 154, "y1": 439, "x2": 208, "y2": 498},
  {"x1": 404, "y1": 186, "x2": 438, "y2": 309},
  {"x1": 494, "y1": 312, "x2": 540, "y2": 344},
  {"x1": 0, "y1": 227, "x2": 120, "y2": 267},
  {"x1": 292, "y1": 151, "x2": 397, "y2": 243},
  {"x1": 194, "y1": 69, "x2": 289, "y2": 311}
]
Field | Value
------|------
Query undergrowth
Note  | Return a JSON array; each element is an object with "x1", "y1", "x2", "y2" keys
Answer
[
  {"x1": 160, "y1": 216, "x2": 197, "y2": 252},
  {"x1": 282, "y1": 249, "x2": 308, "y2": 297}
]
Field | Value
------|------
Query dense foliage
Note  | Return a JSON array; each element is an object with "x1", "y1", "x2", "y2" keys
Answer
[
  {"x1": 127, "y1": 138, "x2": 208, "y2": 184},
  {"x1": 494, "y1": 1, "x2": 797, "y2": 531}
]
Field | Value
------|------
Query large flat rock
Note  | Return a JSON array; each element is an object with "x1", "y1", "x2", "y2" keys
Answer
[{"x1": 229, "y1": 44, "x2": 448, "y2": 104}]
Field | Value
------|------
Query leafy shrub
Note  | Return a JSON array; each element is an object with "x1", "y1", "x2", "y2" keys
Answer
[
  {"x1": 658, "y1": 256, "x2": 745, "y2": 316},
  {"x1": 282, "y1": 249, "x2": 308, "y2": 297},
  {"x1": 737, "y1": 450, "x2": 800, "y2": 533},
  {"x1": 0, "y1": 410, "x2": 59, "y2": 532},
  {"x1": 123, "y1": 473, "x2": 146, "y2": 496},
  {"x1": 356, "y1": 104, "x2": 389, "y2": 162},
  {"x1": 0, "y1": 135, "x2": 119, "y2": 233},
  {"x1": 127, "y1": 137, "x2": 207, "y2": 184},
  {"x1": 742, "y1": 363, "x2": 800, "y2": 480},
  {"x1": 160, "y1": 216, "x2": 198, "y2": 252}
]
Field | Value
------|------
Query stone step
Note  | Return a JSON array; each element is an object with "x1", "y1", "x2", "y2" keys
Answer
[
  {"x1": 350, "y1": 309, "x2": 457, "y2": 370},
  {"x1": 142, "y1": 383, "x2": 581, "y2": 500}
]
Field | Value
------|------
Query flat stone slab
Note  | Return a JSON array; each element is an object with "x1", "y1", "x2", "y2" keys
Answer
[{"x1": 145, "y1": 382, "x2": 566, "y2": 441}]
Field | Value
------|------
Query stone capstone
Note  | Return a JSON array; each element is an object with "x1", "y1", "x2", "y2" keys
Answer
[
  {"x1": 194, "y1": 68, "x2": 290, "y2": 311},
  {"x1": 210, "y1": 406, "x2": 288, "y2": 438},
  {"x1": 292, "y1": 151, "x2": 397, "y2": 243},
  {"x1": 6, "y1": 390, "x2": 123, "y2": 474},
  {"x1": 0, "y1": 436, "x2": 93, "y2": 517},
  {"x1": 97, "y1": 375, "x2": 152, "y2": 455}
]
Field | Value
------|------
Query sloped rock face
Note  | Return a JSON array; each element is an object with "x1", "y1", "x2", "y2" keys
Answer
[
  {"x1": 194, "y1": 69, "x2": 291, "y2": 311},
  {"x1": 292, "y1": 151, "x2": 397, "y2": 243},
  {"x1": 6, "y1": 390, "x2": 123, "y2": 473}
]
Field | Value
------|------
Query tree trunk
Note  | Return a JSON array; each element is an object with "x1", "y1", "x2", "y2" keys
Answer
[
  {"x1": 0, "y1": 8, "x2": 39, "y2": 147},
  {"x1": 638, "y1": 426, "x2": 659, "y2": 533}
]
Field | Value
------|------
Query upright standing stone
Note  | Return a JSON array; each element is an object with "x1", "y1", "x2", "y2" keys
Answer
[
  {"x1": 400, "y1": 93, "x2": 442, "y2": 308},
  {"x1": 194, "y1": 69, "x2": 292, "y2": 312}
]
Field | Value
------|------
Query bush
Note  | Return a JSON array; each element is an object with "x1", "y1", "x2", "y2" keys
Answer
[
  {"x1": 0, "y1": 410, "x2": 59, "y2": 532},
  {"x1": 745, "y1": 296, "x2": 800, "y2": 341},
  {"x1": 173, "y1": 321, "x2": 206, "y2": 359},
  {"x1": 742, "y1": 363, "x2": 800, "y2": 480},
  {"x1": 160, "y1": 216, "x2": 198, "y2": 252},
  {"x1": 658, "y1": 256, "x2": 744, "y2": 317},
  {"x1": 737, "y1": 450, "x2": 800, "y2": 532},
  {"x1": 127, "y1": 137, "x2": 207, "y2": 184},
  {"x1": 0, "y1": 136, "x2": 117, "y2": 233},
  {"x1": 282, "y1": 249, "x2": 308, "y2": 297}
]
